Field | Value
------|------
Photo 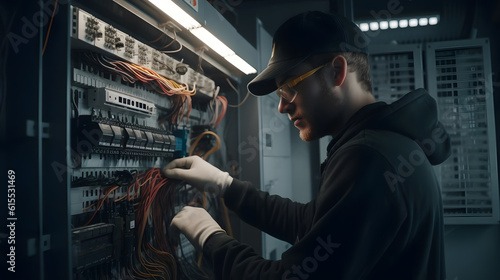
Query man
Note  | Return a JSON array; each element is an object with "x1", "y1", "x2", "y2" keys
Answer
[{"x1": 164, "y1": 11, "x2": 450, "y2": 279}]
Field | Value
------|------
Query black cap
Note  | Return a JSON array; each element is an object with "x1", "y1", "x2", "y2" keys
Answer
[{"x1": 248, "y1": 11, "x2": 369, "y2": 96}]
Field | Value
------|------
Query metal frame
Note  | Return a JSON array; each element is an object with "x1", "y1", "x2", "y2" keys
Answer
[{"x1": 41, "y1": 2, "x2": 73, "y2": 278}]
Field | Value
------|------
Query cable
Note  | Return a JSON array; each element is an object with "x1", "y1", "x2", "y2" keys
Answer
[
  {"x1": 42, "y1": 0, "x2": 58, "y2": 55},
  {"x1": 71, "y1": 90, "x2": 79, "y2": 118},
  {"x1": 161, "y1": 30, "x2": 183, "y2": 54},
  {"x1": 189, "y1": 131, "x2": 221, "y2": 160},
  {"x1": 148, "y1": 32, "x2": 167, "y2": 44},
  {"x1": 214, "y1": 95, "x2": 227, "y2": 128},
  {"x1": 228, "y1": 90, "x2": 251, "y2": 108},
  {"x1": 83, "y1": 186, "x2": 119, "y2": 226},
  {"x1": 225, "y1": 77, "x2": 251, "y2": 108}
]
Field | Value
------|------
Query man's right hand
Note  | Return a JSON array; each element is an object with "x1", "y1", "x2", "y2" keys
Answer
[{"x1": 162, "y1": 156, "x2": 233, "y2": 196}]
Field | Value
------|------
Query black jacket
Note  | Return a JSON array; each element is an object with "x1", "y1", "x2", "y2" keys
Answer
[{"x1": 203, "y1": 89, "x2": 451, "y2": 279}]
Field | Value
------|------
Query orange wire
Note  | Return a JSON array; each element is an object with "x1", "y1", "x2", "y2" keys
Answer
[
  {"x1": 83, "y1": 186, "x2": 119, "y2": 226},
  {"x1": 42, "y1": 0, "x2": 58, "y2": 55}
]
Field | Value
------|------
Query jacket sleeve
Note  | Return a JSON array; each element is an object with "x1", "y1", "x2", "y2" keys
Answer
[
  {"x1": 223, "y1": 178, "x2": 316, "y2": 244},
  {"x1": 204, "y1": 146, "x2": 409, "y2": 280}
]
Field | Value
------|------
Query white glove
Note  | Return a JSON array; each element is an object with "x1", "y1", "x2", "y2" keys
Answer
[
  {"x1": 170, "y1": 206, "x2": 225, "y2": 249},
  {"x1": 162, "y1": 156, "x2": 233, "y2": 195}
]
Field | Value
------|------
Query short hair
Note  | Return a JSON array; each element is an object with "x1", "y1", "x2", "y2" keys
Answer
[{"x1": 311, "y1": 52, "x2": 373, "y2": 93}]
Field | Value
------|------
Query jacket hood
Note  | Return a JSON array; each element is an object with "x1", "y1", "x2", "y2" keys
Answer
[{"x1": 327, "y1": 88, "x2": 451, "y2": 165}]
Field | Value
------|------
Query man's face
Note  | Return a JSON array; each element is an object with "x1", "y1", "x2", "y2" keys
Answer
[{"x1": 276, "y1": 62, "x2": 349, "y2": 141}]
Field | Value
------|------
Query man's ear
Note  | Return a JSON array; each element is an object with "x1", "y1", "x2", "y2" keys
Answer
[{"x1": 330, "y1": 55, "x2": 347, "y2": 87}]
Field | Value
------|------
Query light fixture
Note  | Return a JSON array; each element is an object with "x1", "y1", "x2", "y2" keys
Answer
[
  {"x1": 399, "y1": 19, "x2": 408, "y2": 28},
  {"x1": 389, "y1": 20, "x2": 399, "y2": 29},
  {"x1": 357, "y1": 15, "x2": 439, "y2": 31},
  {"x1": 379, "y1": 21, "x2": 389, "y2": 30},
  {"x1": 409, "y1": 18, "x2": 418, "y2": 27},
  {"x1": 224, "y1": 54, "x2": 257, "y2": 76},
  {"x1": 148, "y1": 0, "x2": 257, "y2": 74},
  {"x1": 359, "y1": 23, "x2": 369, "y2": 32},
  {"x1": 189, "y1": 27, "x2": 235, "y2": 57},
  {"x1": 149, "y1": 0, "x2": 201, "y2": 29}
]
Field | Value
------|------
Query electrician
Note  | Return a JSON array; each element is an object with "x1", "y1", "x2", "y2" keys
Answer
[{"x1": 163, "y1": 11, "x2": 450, "y2": 280}]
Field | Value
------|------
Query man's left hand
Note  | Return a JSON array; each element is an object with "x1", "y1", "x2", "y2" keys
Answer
[{"x1": 170, "y1": 206, "x2": 226, "y2": 249}]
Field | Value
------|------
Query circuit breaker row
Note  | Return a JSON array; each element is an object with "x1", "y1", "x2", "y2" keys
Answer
[
  {"x1": 72, "y1": 7, "x2": 216, "y2": 98},
  {"x1": 75, "y1": 115, "x2": 181, "y2": 157}
]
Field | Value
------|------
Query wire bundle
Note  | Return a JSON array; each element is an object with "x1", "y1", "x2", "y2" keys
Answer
[
  {"x1": 188, "y1": 131, "x2": 233, "y2": 271},
  {"x1": 130, "y1": 169, "x2": 178, "y2": 280},
  {"x1": 84, "y1": 52, "x2": 195, "y2": 97},
  {"x1": 209, "y1": 95, "x2": 228, "y2": 128},
  {"x1": 159, "y1": 94, "x2": 192, "y2": 126},
  {"x1": 82, "y1": 169, "x2": 178, "y2": 279}
]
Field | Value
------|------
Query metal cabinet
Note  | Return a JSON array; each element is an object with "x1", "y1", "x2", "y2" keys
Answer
[{"x1": 426, "y1": 39, "x2": 499, "y2": 224}]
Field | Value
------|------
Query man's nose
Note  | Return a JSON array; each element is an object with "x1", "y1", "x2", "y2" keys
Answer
[{"x1": 278, "y1": 96, "x2": 293, "y2": 114}]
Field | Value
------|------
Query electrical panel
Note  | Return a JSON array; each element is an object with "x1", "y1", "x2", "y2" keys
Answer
[
  {"x1": 72, "y1": 7, "x2": 216, "y2": 98},
  {"x1": 426, "y1": 38, "x2": 499, "y2": 224},
  {"x1": 368, "y1": 44, "x2": 424, "y2": 104},
  {"x1": 369, "y1": 40, "x2": 499, "y2": 224},
  {"x1": 67, "y1": 5, "x2": 237, "y2": 279}
]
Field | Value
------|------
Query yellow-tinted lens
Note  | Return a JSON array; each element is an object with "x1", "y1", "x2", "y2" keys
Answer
[
  {"x1": 277, "y1": 63, "x2": 328, "y2": 103},
  {"x1": 277, "y1": 84, "x2": 298, "y2": 103}
]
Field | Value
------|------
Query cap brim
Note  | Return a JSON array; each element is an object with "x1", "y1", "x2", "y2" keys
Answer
[{"x1": 247, "y1": 55, "x2": 310, "y2": 96}]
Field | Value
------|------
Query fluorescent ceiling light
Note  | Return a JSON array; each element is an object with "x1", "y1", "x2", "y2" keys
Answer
[
  {"x1": 399, "y1": 19, "x2": 408, "y2": 28},
  {"x1": 409, "y1": 18, "x2": 418, "y2": 27},
  {"x1": 190, "y1": 27, "x2": 235, "y2": 57},
  {"x1": 148, "y1": 0, "x2": 201, "y2": 29},
  {"x1": 357, "y1": 15, "x2": 439, "y2": 32},
  {"x1": 379, "y1": 21, "x2": 389, "y2": 30},
  {"x1": 225, "y1": 54, "x2": 257, "y2": 75},
  {"x1": 191, "y1": 27, "x2": 256, "y2": 74},
  {"x1": 389, "y1": 20, "x2": 398, "y2": 29},
  {"x1": 148, "y1": 0, "x2": 256, "y2": 75}
]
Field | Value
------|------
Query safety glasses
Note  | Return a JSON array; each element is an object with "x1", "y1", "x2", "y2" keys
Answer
[{"x1": 277, "y1": 63, "x2": 328, "y2": 103}]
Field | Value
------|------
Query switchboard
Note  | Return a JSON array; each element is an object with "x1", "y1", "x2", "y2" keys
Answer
[{"x1": 66, "y1": 4, "x2": 237, "y2": 279}]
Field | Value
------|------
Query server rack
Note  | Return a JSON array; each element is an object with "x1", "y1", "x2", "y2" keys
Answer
[
  {"x1": 426, "y1": 38, "x2": 499, "y2": 224},
  {"x1": 368, "y1": 39, "x2": 499, "y2": 224}
]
